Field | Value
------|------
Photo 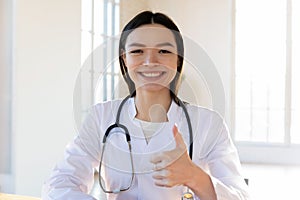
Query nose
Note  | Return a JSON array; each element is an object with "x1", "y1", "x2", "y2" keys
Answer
[{"x1": 143, "y1": 49, "x2": 157, "y2": 65}]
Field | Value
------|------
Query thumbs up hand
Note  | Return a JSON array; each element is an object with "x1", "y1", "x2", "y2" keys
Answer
[{"x1": 150, "y1": 124, "x2": 195, "y2": 187}]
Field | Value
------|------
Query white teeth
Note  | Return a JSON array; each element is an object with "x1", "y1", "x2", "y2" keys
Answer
[{"x1": 140, "y1": 72, "x2": 163, "y2": 77}]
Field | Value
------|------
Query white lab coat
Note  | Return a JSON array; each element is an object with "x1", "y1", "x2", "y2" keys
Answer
[{"x1": 42, "y1": 98, "x2": 250, "y2": 200}]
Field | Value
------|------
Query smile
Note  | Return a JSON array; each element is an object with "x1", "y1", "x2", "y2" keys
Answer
[{"x1": 138, "y1": 72, "x2": 165, "y2": 78}]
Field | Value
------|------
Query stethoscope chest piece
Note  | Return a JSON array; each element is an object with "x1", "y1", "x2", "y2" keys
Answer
[{"x1": 182, "y1": 191, "x2": 194, "y2": 200}]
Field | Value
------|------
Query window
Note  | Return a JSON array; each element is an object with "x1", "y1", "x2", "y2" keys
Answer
[
  {"x1": 79, "y1": 0, "x2": 120, "y2": 122},
  {"x1": 234, "y1": 0, "x2": 300, "y2": 164}
]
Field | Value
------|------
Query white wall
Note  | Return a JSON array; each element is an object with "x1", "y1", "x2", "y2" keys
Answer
[{"x1": 13, "y1": 0, "x2": 81, "y2": 196}]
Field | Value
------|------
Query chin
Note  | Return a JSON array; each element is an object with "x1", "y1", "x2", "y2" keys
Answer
[{"x1": 137, "y1": 83, "x2": 169, "y2": 93}]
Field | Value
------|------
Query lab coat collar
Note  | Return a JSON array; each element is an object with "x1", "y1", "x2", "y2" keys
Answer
[{"x1": 127, "y1": 97, "x2": 181, "y2": 122}]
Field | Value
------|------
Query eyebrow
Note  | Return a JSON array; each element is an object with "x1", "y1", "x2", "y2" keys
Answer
[
  {"x1": 156, "y1": 42, "x2": 175, "y2": 47},
  {"x1": 127, "y1": 42, "x2": 175, "y2": 48}
]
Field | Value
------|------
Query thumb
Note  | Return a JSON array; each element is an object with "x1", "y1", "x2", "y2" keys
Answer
[{"x1": 172, "y1": 124, "x2": 186, "y2": 149}]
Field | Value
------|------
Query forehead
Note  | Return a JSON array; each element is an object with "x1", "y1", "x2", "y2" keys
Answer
[{"x1": 125, "y1": 24, "x2": 177, "y2": 48}]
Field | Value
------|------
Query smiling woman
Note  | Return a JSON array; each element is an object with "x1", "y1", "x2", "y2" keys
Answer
[{"x1": 42, "y1": 10, "x2": 249, "y2": 200}]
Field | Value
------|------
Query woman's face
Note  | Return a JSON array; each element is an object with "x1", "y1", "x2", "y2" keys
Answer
[{"x1": 123, "y1": 24, "x2": 178, "y2": 93}]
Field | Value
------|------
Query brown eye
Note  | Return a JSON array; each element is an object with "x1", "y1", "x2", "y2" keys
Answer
[
  {"x1": 130, "y1": 49, "x2": 143, "y2": 54},
  {"x1": 159, "y1": 49, "x2": 172, "y2": 54}
]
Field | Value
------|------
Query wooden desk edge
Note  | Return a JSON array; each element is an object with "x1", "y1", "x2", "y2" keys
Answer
[{"x1": 0, "y1": 193, "x2": 41, "y2": 200}]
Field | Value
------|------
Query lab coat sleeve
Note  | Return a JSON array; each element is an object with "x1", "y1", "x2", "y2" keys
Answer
[
  {"x1": 195, "y1": 116, "x2": 250, "y2": 200},
  {"x1": 42, "y1": 106, "x2": 101, "y2": 200}
]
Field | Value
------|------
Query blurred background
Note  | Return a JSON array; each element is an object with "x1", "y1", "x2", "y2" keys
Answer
[{"x1": 0, "y1": 0, "x2": 299, "y2": 199}]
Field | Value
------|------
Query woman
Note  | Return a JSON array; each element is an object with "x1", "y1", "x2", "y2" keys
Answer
[{"x1": 42, "y1": 11, "x2": 250, "y2": 200}]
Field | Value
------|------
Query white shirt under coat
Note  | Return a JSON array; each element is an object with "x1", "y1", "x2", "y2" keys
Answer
[{"x1": 42, "y1": 98, "x2": 250, "y2": 200}]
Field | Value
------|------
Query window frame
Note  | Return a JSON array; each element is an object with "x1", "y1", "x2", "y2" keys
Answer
[
  {"x1": 231, "y1": 0, "x2": 300, "y2": 165},
  {"x1": 80, "y1": 0, "x2": 120, "y2": 121}
]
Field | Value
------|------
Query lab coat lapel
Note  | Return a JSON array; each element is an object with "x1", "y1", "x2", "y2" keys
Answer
[
  {"x1": 146, "y1": 123, "x2": 175, "y2": 153},
  {"x1": 122, "y1": 99, "x2": 189, "y2": 173},
  {"x1": 145, "y1": 101, "x2": 182, "y2": 153},
  {"x1": 135, "y1": 101, "x2": 183, "y2": 174},
  {"x1": 123, "y1": 98, "x2": 147, "y2": 153}
]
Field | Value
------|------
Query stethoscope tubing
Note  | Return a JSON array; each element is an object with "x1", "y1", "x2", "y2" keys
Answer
[
  {"x1": 108, "y1": 95, "x2": 194, "y2": 160},
  {"x1": 98, "y1": 95, "x2": 194, "y2": 196}
]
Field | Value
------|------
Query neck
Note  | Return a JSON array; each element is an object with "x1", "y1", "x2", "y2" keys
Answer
[{"x1": 134, "y1": 89, "x2": 172, "y2": 122}]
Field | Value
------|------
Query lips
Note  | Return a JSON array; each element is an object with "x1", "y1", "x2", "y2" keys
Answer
[{"x1": 138, "y1": 71, "x2": 166, "y2": 78}]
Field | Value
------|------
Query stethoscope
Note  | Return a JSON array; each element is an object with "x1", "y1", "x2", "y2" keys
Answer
[{"x1": 98, "y1": 95, "x2": 194, "y2": 199}]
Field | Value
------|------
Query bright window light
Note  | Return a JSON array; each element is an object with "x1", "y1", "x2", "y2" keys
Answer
[
  {"x1": 235, "y1": 0, "x2": 286, "y2": 143},
  {"x1": 80, "y1": 0, "x2": 120, "y2": 119}
]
